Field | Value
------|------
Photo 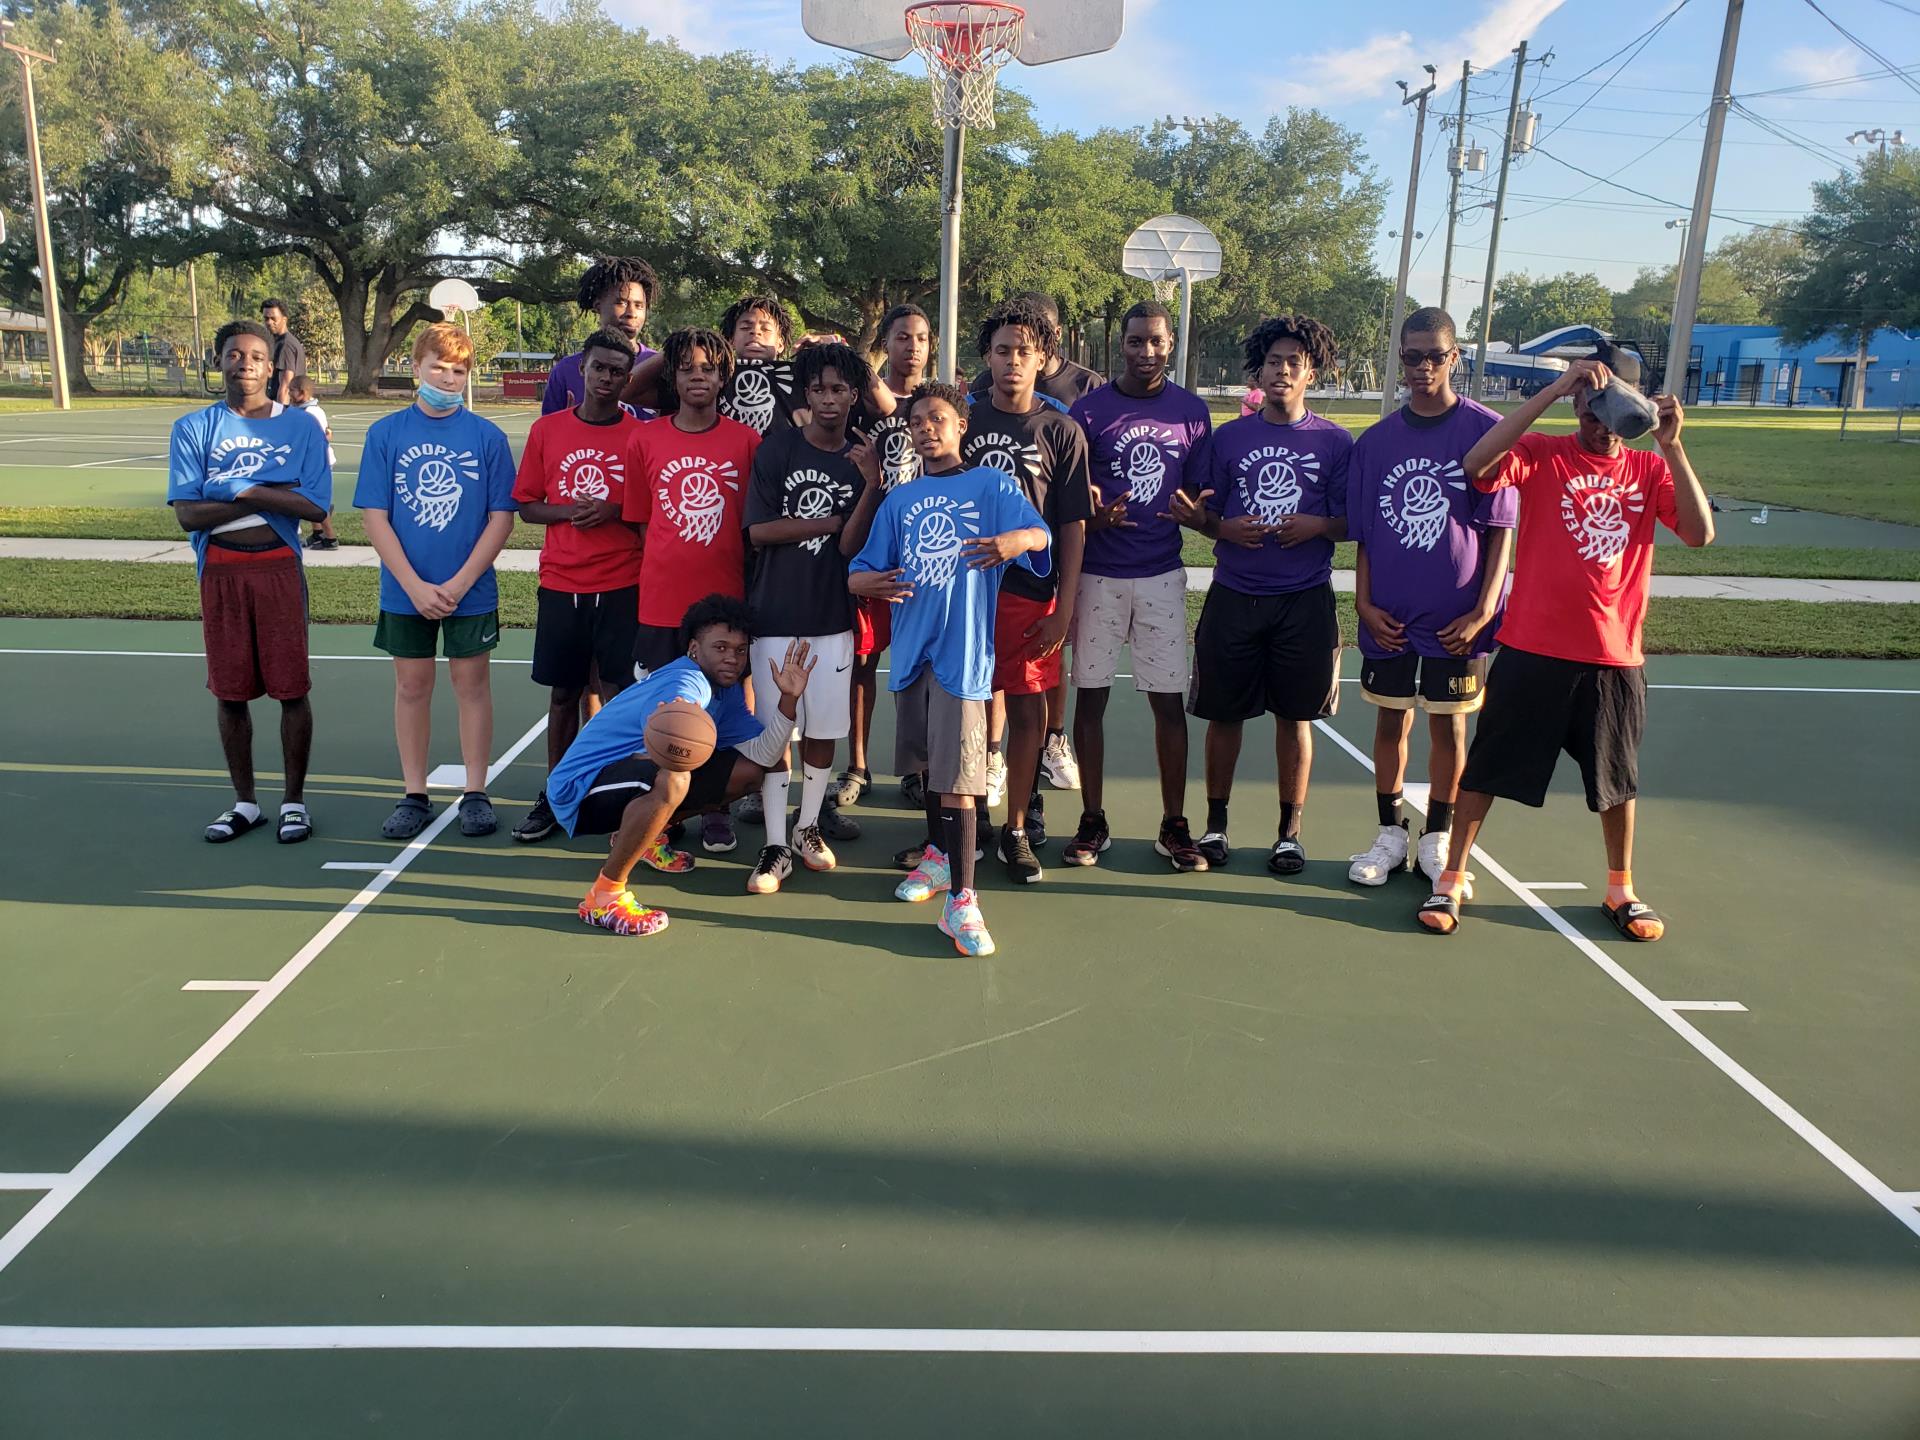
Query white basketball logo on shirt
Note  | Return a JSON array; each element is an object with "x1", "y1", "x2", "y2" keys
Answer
[
  {"x1": 787, "y1": 466, "x2": 849, "y2": 555},
  {"x1": 1240, "y1": 444, "x2": 1319, "y2": 523},
  {"x1": 411, "y1": 458, "x2": 464, "y2": 531},
  {"x1": 1125, "y1": 440, "x2": 1167, "y2": 503},
  {"x1": 879, "y1": 425, "x2": 921, "y2": 489},
  {"x1": 393, "y1": 441, "x2": 482, "y2": 533},
  {"x1": 678, "y1": 471, "x2": 726, "y2": 544},
  {"x1": 208, "y1": 438, "x2": 292, "y2": 485},
  {"x1": 902, "y1": 492, "x2": 983, "y2": 591},
  {"x1": 570, "y1": 461, "x2": 609, "y2": 500},
  {"x1": 1397, "y1": 473, "x2": 1450, "y2": 550},
  {"x1": 723, "y1": 364, "x2": 789, "y2": 433},
  {"x1": 1376, "y1": 455, "x2": 1468, "y2": 552},
  {"x1": 654, "y1": 454, "x2": 741, "y2": 547},
  {"x1": 1561, "y1": 473, "x2": 1644, "y2": 568},
  {"x1": 963, "y1": 433, "x2": 1042, "y2": 485}
]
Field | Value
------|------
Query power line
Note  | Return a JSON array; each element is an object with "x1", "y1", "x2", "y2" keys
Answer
[
  {"x1": 1741, "y1": 64, "x2": 1920, "y2": 99},
  {"x1": 1729, "y1": 100, "x2": 1857, "y2": 168},
  {"x1": 1531, "y1": 0, "x2": 1690, "y2": 110},
  {"x1": 1529, "y1": 144, "x2": 1808, "y2": 234},
  {"x1": 1797, "y1": 0, "x2": 1920, "y2": 101},
  {"x1": 1501, "y1": 111, "x2": 1705, "y2": 223}
]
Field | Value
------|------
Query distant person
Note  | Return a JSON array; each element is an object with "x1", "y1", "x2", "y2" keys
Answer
[
  {"x1": 967, "y1": 290, "x2": 1102, "y2": 409},
  {"x1": 260, "y1": 299, "x2": 306, "y2": 406},
  {"x1": 289, "y1": 374, "x2": 340, "y2": 550},
  {"x1": 355, "y1": 322, "x2": 518, "y2": 842},
  {"x1": 1418, "y1": 346, "x2": 1714, "y2": 941},
  {"x1": 542, "y1": 255, "x2": 659, "y2": 416},
  {"x1": 167, "y1": 319, "x2": 331, "y2": 844}
]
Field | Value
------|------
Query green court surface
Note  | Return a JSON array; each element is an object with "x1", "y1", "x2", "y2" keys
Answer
[{"x1": 1, "y1": 618, "x2": 1917, "y2": 1436}]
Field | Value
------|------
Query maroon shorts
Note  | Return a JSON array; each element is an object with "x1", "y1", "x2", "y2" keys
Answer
[
  {"x1": 993, "y1": 590, "x2": 1063, "y2": 696},
  {"x1": 200, "y1": 544, "x2": 311, "y2": 702},
  {"x1": 853, "y1": 595, "x2": 892, "y2": 659}
]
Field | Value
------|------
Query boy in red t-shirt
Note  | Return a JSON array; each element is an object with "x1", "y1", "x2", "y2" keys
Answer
[
  {"x1": 1418, "y1": 347, "x2": 1713, "y2": 942},
  {"x1": 623, "y1": 326, "x2": 761, "y2": 854},
  {"x1": 509, "y1": 328, "x2": 645, "y2": 843}
]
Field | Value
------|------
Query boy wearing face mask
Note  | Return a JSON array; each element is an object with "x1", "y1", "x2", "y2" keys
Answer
[{"x1": 355, "y1": 323, "x2": 518, "y2": 842}]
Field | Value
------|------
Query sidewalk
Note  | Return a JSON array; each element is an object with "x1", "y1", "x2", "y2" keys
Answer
[{"x1": 2, "y1": 537, "x2": 1917, "y2": 604}]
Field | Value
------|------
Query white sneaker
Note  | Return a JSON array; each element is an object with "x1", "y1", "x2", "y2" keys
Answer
[
  {"x1": 985, "y1": 752, "x2": 1007, "y2": 809},
  {"x1": 793, "y1": 823, "x2": 836, "y2": 873},
  {"x1": 1418, "y1": 829, "x2": 1475, "y2": 901},
  {"x1": 745, "y1": 844, "x2": 793, "y2": 895},
  {"x1": 1347, "y1": 823, "x2": 1410, "y2": 886},
  {"x1": 1042, "y1": 732, "x2": 1081, "y2": 790}
]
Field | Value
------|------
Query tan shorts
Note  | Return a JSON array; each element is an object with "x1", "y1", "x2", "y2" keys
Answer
[
  {"x1": 892, "y1": 669, "x2": 989, "y2": 797},
  {"x1": 1071, "y1": 568, "x2": 1189, "y2": 693}
]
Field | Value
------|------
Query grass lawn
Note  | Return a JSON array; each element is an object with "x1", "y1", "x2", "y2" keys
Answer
[
  {"x1": 0, "y1": 393, "x2": 189, "y2": 413},
  {"x1": 5, "y1": 557, "x2": 1915, "y2": 659},
  {"x1": 0, "y1": 505, "x2": 545, "y2": 551}
]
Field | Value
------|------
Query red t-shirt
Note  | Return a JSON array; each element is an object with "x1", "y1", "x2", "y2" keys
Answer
[
  {"x1": 1476, "y1": 430, "x2": 1678, "y2": 667},
  {"x1": 623, "y1": 415, "x2": 761, "y2": 628},
  {"x1": 511, "y1": 409, "x2": 645, "y2": 594}
]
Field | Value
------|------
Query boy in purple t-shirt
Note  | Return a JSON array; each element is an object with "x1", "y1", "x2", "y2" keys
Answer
[
  {"x1": 1346, "y1": 307, "x2": 1517, "y2": 892},
  {"x1": 542, "y1": 256, "x2": 659, "y2": 416},
  {"x1": 1064, "y1": 300, "x2": 1213, "y2": 871},
  {"x1": 1182, "y1": 316, "x2": 1351, "y2": 877}
]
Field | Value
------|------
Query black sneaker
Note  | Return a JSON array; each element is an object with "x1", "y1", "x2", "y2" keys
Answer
[
  {"x1": 1062, "y1": 810, "x2": 1110, "y2": 867},
  {"x1": 998, "y1": 827, "x2": 1044, "y2": 885},
  {"x1": 821, "y1": 806, "x2": 861, "y2": 842},
  {"x1": 1196, "y1": 829, "x2": 1231, "y2": 869},
  {"x1": 314, "y1": 535, "x2": 340, "y2": 551},
  {"x1": 1267, "y1": 836, "x2": 1307, "y2": 876},
  {"x1": 900, "y1": 771, "x2": 926, "y2": 809},
  {"x1": 1156, "y1": 815, "x2": 1208, "y2": 873},
  {"x1": 511, "y1": 791, "x2": 559, "y2": 843},
  {"x1": 894, "y1": 837, "x2": 936, "y2": 871},
  {"x1": 1024, "y1": 790, "x2": 1047, "y2": 847}
]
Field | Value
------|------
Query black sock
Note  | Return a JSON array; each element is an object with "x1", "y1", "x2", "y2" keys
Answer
[
  {"x1": 850, "y1": 766, "x2": 870, "y2": 780},
  {"x1": 944, "y1": 805, "x2": 978, "y2": 894},
  {"x1": 922, "y1": 777, "x2": 943, "y2": 852},
  {"x1": 1046, "y1": 726, "x2": 1064, "y2": 742},
  {"x1": 1428, "y1": 799, "x2": 1455, "y2": 834},
  {"x1": 1377, "y1": 791, "x2": 1404, "y2": 827},
  {"x1": 1279, "y1": 802, "x2": 1302, "y2": 840},
  {"x1": 406, "y1": 791, "x2": 429, "y2": 806},
  {"x1": 1206, "y1": 797, "x2": 1229, "y2": 834},
  {"x1": 988, "y1": 738, "x2": 1003, "y2": 756},
  {"x1": 462, "y1": 790, "x2": 487, "y2": 804}
]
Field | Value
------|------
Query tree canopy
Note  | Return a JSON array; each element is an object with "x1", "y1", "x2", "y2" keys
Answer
[{"x1": 1775, "y1": 151, "x2": 1920, "y2": 349}]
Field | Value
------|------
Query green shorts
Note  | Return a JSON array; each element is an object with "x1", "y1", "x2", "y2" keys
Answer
[{"x1": 374, "y1": 609, "x2": 501, "y2": 660}]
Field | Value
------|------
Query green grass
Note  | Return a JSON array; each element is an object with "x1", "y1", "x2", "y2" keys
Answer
[
  {"x1": 0, "y1": 505, "x2": 545, "y2": 550},
  {"x1": 5, "y1": 556, "x2": 1915, "y2": 658},
  {"x1": 0, "y1": 393, "x2": 191, "y2": 413}
]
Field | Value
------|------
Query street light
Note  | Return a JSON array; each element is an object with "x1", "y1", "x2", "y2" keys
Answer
[
  {"x1": 0, "y1": 19, "x2": 69, "y2": 409},
  {"x1": 1664, "y1": 217, "x2": 1689, "y2": 319},
  {"x1": 1846, "y1": 128, "x2": 1905, "y2": 158}
]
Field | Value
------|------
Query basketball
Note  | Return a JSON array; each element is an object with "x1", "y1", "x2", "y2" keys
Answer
[{"x1": 643, "y1": 700, "x2": 717, "y2": 773}]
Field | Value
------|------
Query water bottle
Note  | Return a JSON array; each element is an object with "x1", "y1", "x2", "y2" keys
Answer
[{"x1": 1750, "y1": 506, "x2": 1769, "y2": 526}]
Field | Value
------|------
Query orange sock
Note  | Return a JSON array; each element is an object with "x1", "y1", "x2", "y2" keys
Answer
[
  {"x1": 1606, "y1": 869, "x2": 1663, "y2": 939},
  {"x1": 589, "y1": 871, "x2": 628, "y2": 897},
  {"x1": 1436, "y1": 868, "x2": 1470, "y2": 899}
]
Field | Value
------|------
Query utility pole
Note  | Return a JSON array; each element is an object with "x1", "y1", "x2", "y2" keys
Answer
[
  {"x1": 1471, "y1": 41, "x2": 1527, "y2": 402},
  {"x1": 1439, "y1": 60, "x2": 1473, "y2": 314},
  {"x1": 1381, "y1": 66, "x2": 1439, "y2": 417},
  {"x1": 1663, "y1": 0, "x2": 1743, "y2": 400},
  {"x1": 1, "y1": 22, "x2": 70, "y2": 410},
  {"x1": 186, "y1": 260, "x2": 204, "y2": 389}
]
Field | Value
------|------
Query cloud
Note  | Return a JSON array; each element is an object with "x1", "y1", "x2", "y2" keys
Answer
[
  {"x1": 1776, "y1": 45, "x2": 1859, "y2": 87},
  {"x1": 600, "y1": 0, "x2": 798, "y2": 55},
  {"x1": 1266, "y1": 0, "x2": 1568, "y2": 110}
]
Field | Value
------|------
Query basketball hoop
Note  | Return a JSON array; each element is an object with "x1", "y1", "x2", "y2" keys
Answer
[{"x1": 905, "y1": 1, "x2": 1024, "y2": 129}]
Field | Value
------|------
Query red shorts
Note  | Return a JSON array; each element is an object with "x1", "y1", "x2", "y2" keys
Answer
[
  {"x1": 199, "y1": 545, "x2": 311, "y2": 702},
  {"x1": 993, "y1": 590, "x2": 1063, "y2": 695},
  {"x1": 853, "y1": 595, "x2": 892, "y2": 659}
]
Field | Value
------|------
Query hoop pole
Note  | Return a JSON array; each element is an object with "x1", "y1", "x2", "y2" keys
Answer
[
  {"x1": 1175, "y1": 267, "x2": 1194, "y2": 390},
  {"x1": 936, "y1": 122, "x2": 965, "y2": 383}
]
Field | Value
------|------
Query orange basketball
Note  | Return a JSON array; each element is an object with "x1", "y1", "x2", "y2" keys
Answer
[{"x1": 643, "y1": 699, "x2": 717, "y2": 773}]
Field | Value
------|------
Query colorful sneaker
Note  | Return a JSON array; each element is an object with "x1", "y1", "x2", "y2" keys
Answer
[
  {"x1": 1062, "y1": 810, "x2": 1110, "y2": 867},
  {"x1": 998, "y1": 827, "x2": 1044, "y2": 885},
  {"x1": 1156, "y1": 815, "x2": 1208, "y2": 873},
  {"x1": 1196, "y1": 830, "x2": 1231, "y2": 869},
  {"x1": 511, "y1": 791, "x2": 559, "y2": 844},
  {"x1": 895, "y1": 845, "x2": 951, "y2": 902},
  {"x1": 578, "y1": 886, "x2": 669, "y2": 937},
  {"x1": 1042, "y1": 732, "x2": 1081, "y2": 790},
  {"x1": 984, "y1": 752, "x2": 1007, "y2": 810},
  {"x1": 746, "y1": 844, "x2": 793, "y2": 895},
  {"x1": 1348, "y1": 822, "x2": 1412, "y2": 887},
  {"x1": 702, "y1": 811, "x2": 737, "y2": 854},
  {"x1": 1418, "y1": 829, "x2": 1474, "y2": 901},
  {"x1": 638, "y1": 831, "x2": 694, "y2": 874},
  {"x1": 939, "y1": 888, "x2": 996, "y2": 957},
  {"x1": 794, "y1": 824, "x2": 836, "y2": 872},
  {"x1": 829, "y1": 769, "x2": 870, "y2": 809}
]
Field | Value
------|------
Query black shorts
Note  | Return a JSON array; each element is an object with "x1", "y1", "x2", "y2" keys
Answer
[
  {"x1": 1460, "y1": 646, "x2": 1646, "y2": 812},
  {"x1": 572, "y1": 746, "x2": 742, "y2": 835},
  {"x1": 532, "y1": 586, "x2": 639, "y2": 692},
  {"x1": 1188, "y1": 582, "x2": 1340, "y2": 724},
  {"x1": 1359, "y1": 651, "x2": 1490, "y2": 715},
  {"x1": 631, "y1": 621, "x2": 685, "y2": 678}
]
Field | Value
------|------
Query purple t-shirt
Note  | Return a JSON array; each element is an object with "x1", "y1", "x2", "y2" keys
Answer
[
  {"x1": 541, "y1": 344, "x2": 658, "y2": 417},
  {"x1": 1205, "y1": 410, "x2": 1352, "y2": 596},
  {"x1": 1070, "y1": 381, "x2": 1213, "y2": 579},
  {"x1": 1348, "y1": 399, "x2": 1519, "y2": 659}
]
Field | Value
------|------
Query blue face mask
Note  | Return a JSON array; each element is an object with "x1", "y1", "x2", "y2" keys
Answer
[{"x1": 417, "y1": 380, "x2": 464, "y2": 411}]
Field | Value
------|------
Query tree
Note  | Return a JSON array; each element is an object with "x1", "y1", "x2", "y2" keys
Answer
[
  {"x1": 1611, "y1": 258, "x2": 1760, "y2": 330},
  {"x1": 0, "y1": 5, "x2": 207, "y2": 393},
  {"x1": 1467, "y1": 270, "x2": 1614, "y2": 347},
  {"x1": 1709, "y1": 227, "x2": 1807, "y2": 323},
  {"x1": 1775, "y1": 152, "x2": 1919, "y2": 349}
]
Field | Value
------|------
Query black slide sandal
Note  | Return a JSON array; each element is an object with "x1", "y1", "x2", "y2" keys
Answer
[
  {"x1": 1603, "y1": 899, "x2": 1665, "y2": 942},
  {"x1": 205, "y1": 809, "x2": 264, "y2": 844},
  {"x1": 1418, "y1": 892, "x2": 1460, "y2": 935}
]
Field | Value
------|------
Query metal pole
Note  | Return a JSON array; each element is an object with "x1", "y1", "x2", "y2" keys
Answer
[
  {"x1": 461, "y1": 311, "x2": 474, "y2": 409},
  {"x1": 1439, "y1": 60, "x2": 1471, "y2": 314},
  {"x1": 936, "y1": 122, "x2": 965, "y2": 384},
  {"x1": 1662, "y1": 0, "x2": 1743, "y2": 398},
  {"x1": 7, "y1": 40, "x2": 70, "y2": 409},
  {"x1": 1382, "y1": 75, "x2": 1436, "y2": 417},
  {"x1": 1174, "y1": 266, "x2": 1194, "y2": 389},
  {"x1": 1665, "y1": 219, "x2": 1688, "y2": 320},
  {"x1": 187, "y1": 259, "x2": 204, "y2": 389},
  {"x1": 1471, "y1": 41, "x2": 1526, "y2": 402}
]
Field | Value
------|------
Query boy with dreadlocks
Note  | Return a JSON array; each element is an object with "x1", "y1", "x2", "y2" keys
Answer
[
  {"x1": 1182, "y1": 315, "x2": 1352, "y2": 878},
  {"x1": 716, "y1": 295, "x2": 802, "y2": 438},
  {"x1": 622, "y1": 326, "x2": 761, "y2": 858},
  {"x1": 543, "y1": 255, "x2": 659, "y2": 416}
]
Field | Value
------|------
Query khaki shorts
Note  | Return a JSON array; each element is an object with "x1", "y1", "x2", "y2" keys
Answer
[
  {"x1": 1071, "y1": 568, "x2": 1189, "y2": 693},
  {"x1": 892, "y1": 669, "x2": 989, "y2": 798}
]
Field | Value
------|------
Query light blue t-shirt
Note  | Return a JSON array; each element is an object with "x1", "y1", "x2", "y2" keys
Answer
[
  {"x1": 353, "y1": 404, "x2": 517, "y2": 616},
  {"x1": 547, "y1": 656, "x2": 763, "y2": 836},
  {"x1": 166, "y1": 401, "x2": 332, "y2": 576},
  {"x1": 848, "y1": 465, "x2": 1049, "y2": 702}
]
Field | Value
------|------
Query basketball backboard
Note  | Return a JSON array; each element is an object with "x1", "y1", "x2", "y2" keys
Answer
[
  {"x1": 1122, "y1": 215, "x2": 1222, "y2": 282},
  {"x1": 428, "y1": 277, "x2": 482, "y2": 316},
  {"x1": 802, "y1": 0, "x2": 1124, "y2": 65}
]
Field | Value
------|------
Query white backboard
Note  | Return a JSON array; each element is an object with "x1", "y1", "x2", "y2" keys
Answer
[
  {"x1": 802, "y1": 0, "x2": 1124, "y2": 65},
  {"x1": 428, "y1": 278, "x2": 482, "y2": 315},
  {"x1": 1122, "y1": 215, "x2": 1222, "y2": 283}
]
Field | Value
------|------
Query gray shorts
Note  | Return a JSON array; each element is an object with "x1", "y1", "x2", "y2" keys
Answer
[{"x1": 893, "y1": 669, "x2": 989, "y2": 798}]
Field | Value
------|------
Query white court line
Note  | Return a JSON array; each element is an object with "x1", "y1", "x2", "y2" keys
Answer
[
  {"x1": 0, "y1": 1176, "x2": 65, "y2": 1192},
  {"x1": 1894, "y1": 1192, "x2": 1920, "y2": 1209},
  {"x1": 0, "y1": 1325, "x2": 1914, "y2": 1359},
  {"x1": 0, "y1": 712, "x2": 550, "y2": 1278},
  {"x1": 1330, "y1": 678, "x2": 1920, "y2": 697},
  {"x1": 1312, "y1": 719, "x2": 1920, "y2": 1244},
  {"x1": 1665, "y1": 1001, "x2": 1750, "y2": 1014},
  {"x1": 1518, "y1": 881, "x2": 1587, "y2": 891},
  {"x1": 320, "y1": 861, "x2": 397, "y2": 873},
  {"x1": 179, "y1": 980, "x2": 266, "y2": 993},
  {"x1": 425, "y1": 763, "x2": 468, "y2": 788}
]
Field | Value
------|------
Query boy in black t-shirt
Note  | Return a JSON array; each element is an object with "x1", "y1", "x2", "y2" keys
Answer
[{"x1": 741, "y1": 342, "x2": 889, "y2": 892}]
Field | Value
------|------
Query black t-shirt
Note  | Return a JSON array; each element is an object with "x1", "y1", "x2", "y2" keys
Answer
[
  {"x1": 959, "y1": 398, "x2": 1093, "y2": 601},
  {"x1": 866, "y1": 410, "x2": 924, "y2": 492},
  {"x1": 743, "y1": 426, "x2": 863, "y2": 636},
  {"x1": 970, "y1": 356, "x2": 1104, "y2": 410},
  {"x1": 270, "y1": 331, "x2": 307, "y2": 397},
  {"x1": 720, "y1": 359, "x2": 800, "y2": 436}
]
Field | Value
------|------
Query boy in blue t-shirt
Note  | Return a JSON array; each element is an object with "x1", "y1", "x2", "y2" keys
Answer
[
  {"x1": 849, "y1": 381, "x2": 1049, "y2": 958},
  {"x1": 355, "y1": 323, "x2": 517, "y2": 840}
]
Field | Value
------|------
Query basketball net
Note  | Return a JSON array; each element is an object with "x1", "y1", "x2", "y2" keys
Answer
[
  {"x1": 905, "y1": 1, "x2": 1024, "y2": 129},
  {"x1": 1151, "y1": 278, "x2": 1179, "y2": 307}
]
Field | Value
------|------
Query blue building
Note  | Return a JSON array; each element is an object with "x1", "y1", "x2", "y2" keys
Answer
[{"x1": 1685, "y1": 324, "x2": 1920, "y2": 409}]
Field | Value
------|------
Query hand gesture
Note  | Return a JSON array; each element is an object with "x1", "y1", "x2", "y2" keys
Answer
[
  {"x1": 848, "y1": 428, "x2": 883, "y2": 488},
  {"x1": 1357, "y1": 601, "x2": 1407, "y2": 654},
  {"x1": 571, "y1": 496, "x2": 621, "y2": 529},
  {"x1": 1435, "y1": 607, "x2": 1492, "y2": 657},
  {"x1": 1024, "y1": 605, "x2": 1071, "y2": 659},
  {"x1": 964, "y1": 530, "x2": 1029, "y2": 569},
  {"x1": 850, "y1": 567, "x2": 914, "y2": 603},
  {"x1": 1159, "y1": 487, "x2": 1212, "y2": 528},
  {"x1": 1088, "y1": 483, "x2": 1134, "y2": 533},
  {"x1": 1553, "y1": 358, "x2": 1612, "y2": 398},
  {"x1": 1217, "y1": 513, "x2": 1269, "y2": 550},
  {"x1": 1652, "y1": 393, "x2": 1684, "y2": 446},
  {"x1": 768, "y1": 638, "x2": 817, "y2": 701},
  {"x1": 407, "y1": 579, "x2": 458, "y2": 621},
  {"x1": 1273, "y1": 512, "x2": 1328, "y2": 549}
]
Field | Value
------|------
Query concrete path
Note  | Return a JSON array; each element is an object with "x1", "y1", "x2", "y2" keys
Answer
[{"x1": 1, "y1": 537, "x2": 1916, "y2": 604}]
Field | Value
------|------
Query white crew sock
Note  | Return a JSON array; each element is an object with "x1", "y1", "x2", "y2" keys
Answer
[
  {"x1": 761, "y1": 770, "x2": 791, "y2": 848},
  {"x1": 233, "y1": 800, "x2": 261, "y2": 823},
  {"x1": 797, "y1": 763, "x2": 834, "y2": 830}
]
